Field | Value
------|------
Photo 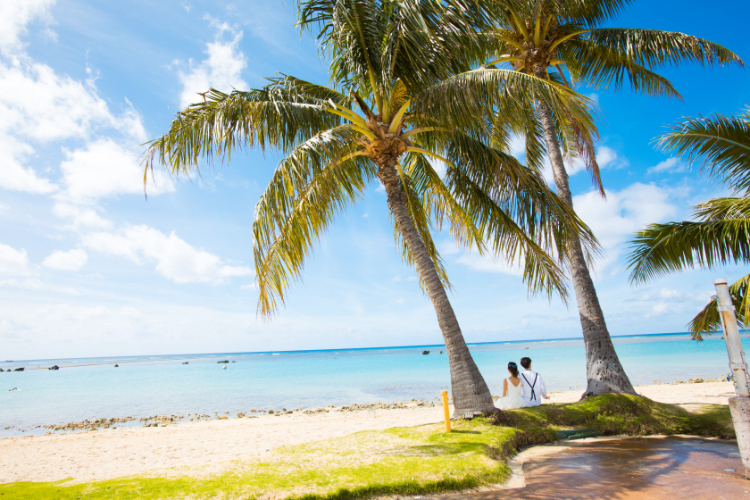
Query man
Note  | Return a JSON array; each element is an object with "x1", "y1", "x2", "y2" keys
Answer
[{"x1": 519, "y1": 357, "x2": 549, "y2": 407}]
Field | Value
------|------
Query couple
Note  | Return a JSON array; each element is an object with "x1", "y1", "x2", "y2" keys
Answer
[{"x1": 496, "y1": 357, "x2": 548, "y2": 410}]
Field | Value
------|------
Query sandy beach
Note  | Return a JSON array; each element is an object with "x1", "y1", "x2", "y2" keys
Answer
[{"x1": 0, "y1": 381, "x2": 736, "y2": 484}]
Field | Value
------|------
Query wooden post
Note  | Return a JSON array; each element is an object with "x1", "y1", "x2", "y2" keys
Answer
[
  {"x1": 714, "y1": 278, "x2": 750, "y2": 478},
  {"x1": 441, "y1": 390, "x2": 451, "y2": 433}
]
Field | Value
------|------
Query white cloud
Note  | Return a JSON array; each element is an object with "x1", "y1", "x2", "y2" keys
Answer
[
  {"x1": 0, "y1": 278, "x2": 78, "y2": 295},
  {"x1": 0, "y1": 135, "x2": 56, "y2": 194},
  {"x1": 647, "y1": 157, "x2": 686, "y2": 175},
  {"x1": 628, "y1": 287, "x2": 712, "y2": 306},
  {"x1": 538, "y1": 145, "x2": 626, "y2": 184},
  {"x1": 444, "y1": 240, "x2": 525, "y2": 278},
  {"x1": 0, "y1": 0, "x2": 56, "y2": 53},
  {"x1": 574, "y1": 183, "x2": 677, "y2": 251},
  {"x1": 0, "y1": 243, "x2": 31, "y2": 276},
  {"x1": 178, "y1": 17, "x2": 247, "y2": 107},
  {"x1": 0, "y1": 46, "x2": 150, "y2": 199},
  {"x1": 649, "y1": 302, "x2": 670, "y2": 317},
  {"x1": 0, "y1": 58, "x2": 115, "y2": 142},
  {"x1": 596, "y1": 146, "x2": 622, "y2": 169},
  {"x1": 455, "y1": 252, "x2": 524, "y2": 276},
  {"x1": 82, "y1": 225, "x2": 253, "y2": 284},
  {"x1": 52, "y1": 203, "x2": 112, "y2": 230},
  {"x1": 58, "y1": 139, "x2": 174, "y2": 204},
  {"x1": 657, "y1": 288, "x2": 683, "y2": 300},
  {"x1": 42, "y1": 249, "x2": 88, "y2": 271},
  {"x1": 508, "y1": 134, "x2": 526, "y2": 157},
  {"x1": 564, "y1": 146, "x2": 626, "y2": 177}
]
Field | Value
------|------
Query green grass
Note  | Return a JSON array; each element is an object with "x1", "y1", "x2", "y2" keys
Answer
[{"x1": 0, "y1": 394, "x2": 734, "y2": 500}]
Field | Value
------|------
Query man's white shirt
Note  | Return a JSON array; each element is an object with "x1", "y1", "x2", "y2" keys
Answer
[{"x1": 519, "y1": 369, "x2": 547, "y2": 407}]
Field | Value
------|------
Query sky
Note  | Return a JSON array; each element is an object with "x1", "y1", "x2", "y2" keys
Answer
[{"x1": 1, "y1": 0, "x2": 749, "y2": 360}]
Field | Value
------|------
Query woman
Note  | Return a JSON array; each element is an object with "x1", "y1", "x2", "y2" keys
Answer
[{"x1": 496, "y1": 361, "x2": 526, "y2": 410}]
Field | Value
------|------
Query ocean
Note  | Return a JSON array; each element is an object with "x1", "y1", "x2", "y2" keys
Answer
[{"x1": 1, "y1": 332, "x2": 747, "y2": 437}]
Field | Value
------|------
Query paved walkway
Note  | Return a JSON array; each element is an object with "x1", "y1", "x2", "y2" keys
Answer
[{"x1": 431, "y1": 437, "x2": 748, "y2": 499}]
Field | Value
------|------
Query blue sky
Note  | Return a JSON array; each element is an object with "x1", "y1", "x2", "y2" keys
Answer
[{"x1": 1, "y1": 0, "x2": 749, "y2": 360}]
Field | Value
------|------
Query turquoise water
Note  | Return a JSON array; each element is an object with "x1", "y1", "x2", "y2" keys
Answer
[{"x1": 1, "y1": 333, "x2": 746, "y2": 437}]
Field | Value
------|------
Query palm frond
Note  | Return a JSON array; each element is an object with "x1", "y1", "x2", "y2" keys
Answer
[
  {"x1": 254, "y1": 152, "x2": 375, "y2": 317},
  {"x1": 416, "y1": 67, "x2": 598, "y2": 141},
  {"x1": 143, "y1": 80, "x2": 343, "y2": 176},
  {"x1": 551, "y1": 0, "x2": 634, "y2": 26},
  {"x1": 656, "y1": 110, "x2": 750, "y2": 192},
  {"x1": 561, "y1": 41, "x2": 682, "y2": 98},
  {"x1": 443, "y1": 159, "x2": 570, "y2": 301},
  {"x1": 584, "y1": 28, "x2": 744, "y2": 69},
  {"x1": 628, "y1": 218, "x2": 750, "y2": 283},
  {"x1": 404, "y1": 153, "x2": 485, "y2": 252},
  {"x1": 695, "y1": 197, "x2": 750, "y2": 220},
  {"x1": 253, "y1": 125, "x2": 364, "y2": 251},
  {"x1": 688, "y1": 273, "x2": 750, "y2": 341},
  {"x1": 393, "y1": 164, "x2": 452, "y2": 291}
]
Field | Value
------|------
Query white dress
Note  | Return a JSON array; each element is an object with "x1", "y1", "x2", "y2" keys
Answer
[{"x1": 496, "y1": 378, "x2": 526, "y2": 410}]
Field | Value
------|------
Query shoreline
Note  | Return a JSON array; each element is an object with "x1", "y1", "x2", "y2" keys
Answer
[
  {"x1": 2, "y1": 378, "x2": 733, "y2": 437},
  {"x1": 0, "y1": 381, "x2": 737, "y2": 484}
]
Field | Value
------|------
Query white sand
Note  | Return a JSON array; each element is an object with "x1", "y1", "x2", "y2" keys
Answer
[{"x1": 0, "y1": 382, "x2": 736, "y2": 484}]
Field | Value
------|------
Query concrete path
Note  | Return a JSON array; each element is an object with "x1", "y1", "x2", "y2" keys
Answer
[{"x1": 430, "y1": 436, "x2": 748, "y2": 499}]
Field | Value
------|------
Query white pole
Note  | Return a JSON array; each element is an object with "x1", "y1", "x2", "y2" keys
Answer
[
  {"x1": 713, "y1": 278, "x2": 750, "y2": 478},
  {"x1": 714, "y1": 278, "x2": 750, "y2": 396}
]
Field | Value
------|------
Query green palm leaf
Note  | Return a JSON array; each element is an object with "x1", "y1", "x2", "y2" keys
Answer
[
  {"x1": 561, "y1": 41, "x2": 681, "y2": 98},
  {"x1": 584, "y1": 28, "x2": 743, "y2": 69},
  {"x1": 143, "y1": 81, "x2": 343, "y2": 175},
  {"x1": 689, "y1": 274, "x2": 750, "y2": 341},
  {"x1": 657, "y1": 109, "x2": 750, "y2": 192},
  {"x1": 628, "y1": 218, "x2": 750, "y2": 284},
  {"x1": 254, "y1": 152, "x2": 374, "y2": 316},
  {"x1": 629, "y1": 109, "x2": 750, "y2": 341}
]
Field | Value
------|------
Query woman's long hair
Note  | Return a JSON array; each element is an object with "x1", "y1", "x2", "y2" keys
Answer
[{"x1": 508, "y1": 362, "x2": 519, "y2": 378}]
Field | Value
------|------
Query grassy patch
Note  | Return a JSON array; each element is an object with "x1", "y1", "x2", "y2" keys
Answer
[
  {"x1": 0, "y1": 394, "x2": 734, "y2": 500},
  {"x1": 495, "y1": 393, "x2": 735, "y2": 439}
]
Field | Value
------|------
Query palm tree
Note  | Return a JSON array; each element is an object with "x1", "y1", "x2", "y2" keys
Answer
[
  {"x1": 481, "y1": 0, "x2": 742, "y2": 396},
  {"x1": 143, "y1": 0, "x2": 597, "y2": 417},
  {"x1": 628, "y1": 108, "x2": 750, "y2": 340}
]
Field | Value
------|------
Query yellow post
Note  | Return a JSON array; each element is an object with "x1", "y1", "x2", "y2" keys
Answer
[{"x1": 441, "y1": 390, "x2": 451, "y2": 432}]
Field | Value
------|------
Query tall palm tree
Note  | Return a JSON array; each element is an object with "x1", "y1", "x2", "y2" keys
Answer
[
  {"x1": 629, "y1": 108, "x2": 750, "y2": 340},
  {"x1": 143, "y1": 0, "x2": 597, "y2": 417},
  {"x1": 481, "y1": 0, "x2": 742, "y2": 396}
]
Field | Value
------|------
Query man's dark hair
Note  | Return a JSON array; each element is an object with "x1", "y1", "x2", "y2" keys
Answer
[{"x1": 520, "y1": 357, "x2": 532, "y2": 369}]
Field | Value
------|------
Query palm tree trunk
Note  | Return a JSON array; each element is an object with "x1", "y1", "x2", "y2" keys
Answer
[
  {"x1": 376, "y1": 158, "x2": 496, "y2": 417},
  {"x1": 534, "y1": 82, "x2": 636, "y2": 397}
]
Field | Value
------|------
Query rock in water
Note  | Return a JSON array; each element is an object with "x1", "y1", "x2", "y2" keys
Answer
[
  {"x1": 222, "y1": 366, "x2": 227, "y2": 370},
  {"x1": 217, "y1": 360, "x2": 229, "y2": 364},
  {"x1": 182, "y1": 362, "x2": 189, "y2": 365},
  {"x1": 14, "y1": 368, "x2": 24, "y2": 372},
  {"x1": 0, "y1": 369, "x2": 3, "y2": 372},
  {"x1": 48, "y1": 365, "x2": 59, "y2": 370},
  {"x1": 422, "y1": 350, "x2": 430, "y2": 355},
  {"x1": 114, "y1": 364, "x2": 119, "y2": 367},
  {"x1": 439, "y1": 351, "x2": 443, "y2": 354}
]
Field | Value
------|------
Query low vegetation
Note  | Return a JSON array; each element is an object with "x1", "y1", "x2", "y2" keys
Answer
[{"x1": 1, "y1": 395, "x2": 734, "y2": 500}]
